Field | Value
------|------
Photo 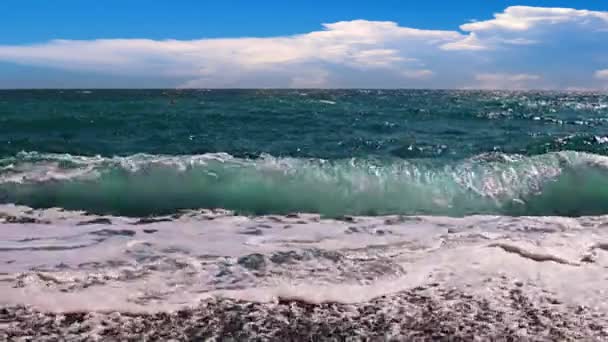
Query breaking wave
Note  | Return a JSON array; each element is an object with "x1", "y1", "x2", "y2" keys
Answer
[{"x1": 1, "y1": 151, "x2": 608, "y2": 217}]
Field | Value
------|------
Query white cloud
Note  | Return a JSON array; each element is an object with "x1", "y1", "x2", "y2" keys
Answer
[
  {"x1": 441, "y1": 33, "x2": 486, "y2": 51},
  {"x1": 474, "y1": 73, "x2": 541, "y2": 90},
  {"x1": 0, "y1": 20, "x2": 462, "y2": 88},
  {"x1": 347, "y1": 49, "x2": 407, "y2": 68},
  {"x1": 447, "y1": 6, "x2": 608, "y2": 51},
  {"x1": 1, "y1": 7, "x2": 608, "y2": 89},
  {"x1": 596, "y1": 70, "x2": 608, "y2": 80},
  {"x1": 461, "y1": 6, "x2": 608, "y2": 32}
]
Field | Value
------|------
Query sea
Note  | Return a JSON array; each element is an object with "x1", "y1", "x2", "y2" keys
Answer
[{"x1": 1, "y1": 89, "x2": 608, "y2": 217}]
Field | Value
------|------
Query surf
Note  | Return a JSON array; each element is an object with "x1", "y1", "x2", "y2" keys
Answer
[{"x1": 1, "y1": 150, "x2": 607, "y2": 217}]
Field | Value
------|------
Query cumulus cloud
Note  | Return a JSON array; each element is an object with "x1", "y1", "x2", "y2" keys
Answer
[
  {"x1": 446, "y1": 6, "x2": 608, "y2": 51},
  {"x1": 0, "y1": 6, "x2": 608, "y2": 89},
  {"x1": 460, "y1": 6, "x2": 608, "y2": 32},
  {"x1": 0, "y1": 20, "x2": 463, "y2": 88},
  {"x1": 440, "y1": 33, "x2": 487, "y2": 51}
]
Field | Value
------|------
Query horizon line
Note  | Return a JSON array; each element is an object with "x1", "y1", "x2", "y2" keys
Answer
[{"x1": 0, "y1": 88, "x2": 606, "y2": 93}]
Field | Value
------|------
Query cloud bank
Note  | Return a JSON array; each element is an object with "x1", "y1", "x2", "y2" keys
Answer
[{"x1": 1, "y1": 6, "x2": 608, "y2": 89}]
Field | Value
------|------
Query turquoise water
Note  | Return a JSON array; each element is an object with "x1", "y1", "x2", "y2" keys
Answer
[{"x1": 1, "y1": 89, "x2": 608, "y2": 216}]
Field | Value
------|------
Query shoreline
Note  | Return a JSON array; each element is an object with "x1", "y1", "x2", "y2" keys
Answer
[{"x1": 1, "y1": 204, "x2": 608, "y2": 339}]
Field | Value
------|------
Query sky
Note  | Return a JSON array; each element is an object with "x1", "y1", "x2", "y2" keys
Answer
[{"x1": 0, "y1": 1, "x2": 607, "y2": 89}]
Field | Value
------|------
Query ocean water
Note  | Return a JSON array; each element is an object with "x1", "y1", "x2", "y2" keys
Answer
[{"x1": 1, "y1": 89, "x2": 608, "y2": 217}]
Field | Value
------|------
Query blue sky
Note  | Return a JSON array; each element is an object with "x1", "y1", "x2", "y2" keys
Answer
[{"x1": 1, "y1": 1, "x2": 608, "y2": 89}]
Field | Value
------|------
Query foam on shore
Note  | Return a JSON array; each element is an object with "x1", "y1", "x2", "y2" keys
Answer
[{"x1": 0, "y1": 204, "x2": 607, "y2": 315}]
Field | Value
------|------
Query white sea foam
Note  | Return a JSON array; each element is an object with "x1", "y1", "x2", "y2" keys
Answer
[
  {"x1": 2, "y1": 151, "x2": 608, "y2": 217},
  {"x1": 1, "y1": 205, "x2": 607, "y2": 313}
]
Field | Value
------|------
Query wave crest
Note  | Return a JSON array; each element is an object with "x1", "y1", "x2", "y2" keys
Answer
[{"x1": 1, "y1": 151, "x2": 607, "y2": 217}]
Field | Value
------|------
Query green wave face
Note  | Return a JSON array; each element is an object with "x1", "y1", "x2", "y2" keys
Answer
[{"x1": 1, "y1": 151, "x2": 607, "y2": 217}]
